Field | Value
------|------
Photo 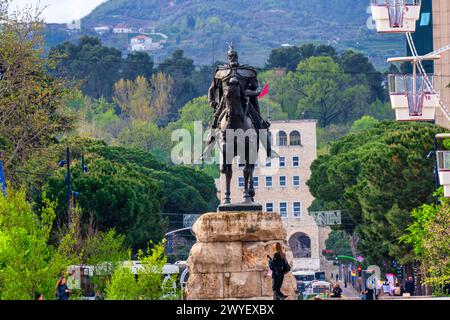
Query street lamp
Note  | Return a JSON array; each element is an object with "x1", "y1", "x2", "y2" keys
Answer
[{"x1": 58, "y1": 148, "x2": 87, "y2": 227}]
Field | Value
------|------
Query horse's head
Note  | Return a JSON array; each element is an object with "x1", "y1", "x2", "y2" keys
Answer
[{"x1": 224, "y1": 76, "x2": 243, "y2": 109}]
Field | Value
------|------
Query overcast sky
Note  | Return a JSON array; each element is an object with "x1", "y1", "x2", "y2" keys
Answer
[{"x1": 9, "y1": 0, "x2": 108, "y2": 23}]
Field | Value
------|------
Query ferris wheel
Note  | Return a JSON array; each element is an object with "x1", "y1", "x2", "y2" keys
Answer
[{"x1": 370, "y1": 0, "x2": 450, "y2": 123}]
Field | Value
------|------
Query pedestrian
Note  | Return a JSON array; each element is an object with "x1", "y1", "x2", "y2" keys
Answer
[
  {"x1": 331, "y1": 273, "x2": 334, "y2": 281},
  {"x1": 405, "y1": 276, "x2": 415, "y2": 296},
  {"x1": 366, "y1": 287, "x2": 375, "y2": 300},
  {"x1": 360, "y1": 289, "x2": 367, "y2": 300},
  {"x1": 268, "y1": 242, "x2": 291, "y2": 300},
  {"x1": 331, "y1": 283, "x2": 343, "y2": 298},
  {"x1": 56, "y1": 276, "x2": 71, "y2": 300},
  {"x1": 335, "y1": 273, "x2": 339, "y2": 282},
  {"x1": 393, "y1": 282, "x2": 405, "y2": 296},
  {"x1": 95, "y1": 291, "x2": 104, "y2": 300}
]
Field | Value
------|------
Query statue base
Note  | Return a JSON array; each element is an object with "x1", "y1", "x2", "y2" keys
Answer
[{"x1": 185, "y1": 211, "x2": 297, "y2": 300}]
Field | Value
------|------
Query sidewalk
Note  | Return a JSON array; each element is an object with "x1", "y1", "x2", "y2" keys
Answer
[{"x1": 338, "y1": 280, "x2": 360, "y2": 299}]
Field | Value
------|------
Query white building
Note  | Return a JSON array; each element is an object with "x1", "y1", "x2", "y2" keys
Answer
[
  {"x1": 94, "y1": 25, "x2": 111, "y2": 34},
  {"x1": 113, "y1": 24, "x2": 134, "y2": 34},
  {"x1": 130, "y1": 35, "x2": 162, "y2": 52},
  {"x1": 217, "y1": 120, "x2": 336, "y2": 274},
  {"x1": 66, "y1": 19, "x2": 81, "y2": 31}
]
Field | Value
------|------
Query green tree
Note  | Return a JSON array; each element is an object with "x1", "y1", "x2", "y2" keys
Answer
[
  {"x1": 266, "y1": 44, "x2": 337, "y2": 71},
  {"x1": 287, "y1": 56, "x2": 369, "y2": 126},
  {"x1": 0, "y1": 5, "x2": 76, "y2": 172},
  {"x1": 105, "y1": 241, "x2": 178, "y2": 300},
  {"x1": 339, "y1": 50, "x2": 386, "y2": 103},
  {"x1": 50, "y1": 36, "x2": 123, "y2": 99},
  {"x1": 351, "y1": 116, "x2": 379, "y2": 133},
  {"x1": 307, "y1": 121, "x2": 445, "y2": 267},
  {"x1": 401, "y1": 195, "x2": 450, "y2": 294},
  {"x1": 0, "y1": 191, "x2": 73, "y2": 300},
  {"x1": 19, "y1": 138, "x2": 217, "y2": 248},
  {"x1": 122, "y1": 51, "x2": 154, "y2": 81},
  {"x1": 325, "y1": 230, "x2": 353, "y2": 257}
]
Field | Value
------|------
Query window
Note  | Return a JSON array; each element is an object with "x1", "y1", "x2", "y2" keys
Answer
[
  {"x1": 279, "y1": 202, "x2": 288, "y2": 218},
  {"x1": 253, "y1": 177, "x2": 259, "y2": 188},
  {"x1": 290, "y1": 131, "x2": 301, "y2": 146},
  {"x1": 293, "y1": 176, "x2": 300, "y2": 187},
  {"x1": 238, "y1": 177, "x2": 244, "y2": 188},
  {"x1": 265, "y1": 176, "x2": 273, "y2": 188},
  {"x1": 279, "y1": 157, "x2": 286, "y2": 168},
  {"x1": 279, "y1": 176, "x2": 286, "y2": 187},
  {"x1": 265, "y1": 158, "x2": 272, "y2": 168},
  {"x1": 420, "y1": 12, "x2": 431, "y2": 26},
  {"x1": 289, "y1": 233, "x2": 311, "y2": 258},
  {"x1": 277, "y1": 131, "x2": 287, "y2": 146},
  {"x1": 293, "y1": 202, "x2": 301, "y2": 217},
  {"x1": 293, "y1": 156, "x2": 300, "y2": 167},
  {"x1": 266, "y1": 202, "x2": 274, "y2": 213}
]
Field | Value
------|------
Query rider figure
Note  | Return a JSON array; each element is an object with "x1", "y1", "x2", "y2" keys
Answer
[{"x1": 207, "y1": 44, "x2": 272, "y2": 156}]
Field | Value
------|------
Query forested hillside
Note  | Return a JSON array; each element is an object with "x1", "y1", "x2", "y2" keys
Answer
[{"x1": 79, "y1": 0, "x2": 403, "y2": 67}]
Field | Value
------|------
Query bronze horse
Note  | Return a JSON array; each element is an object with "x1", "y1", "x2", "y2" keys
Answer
[{"x1": 217, "y1": 76, "x2": 261, "y2": 205}]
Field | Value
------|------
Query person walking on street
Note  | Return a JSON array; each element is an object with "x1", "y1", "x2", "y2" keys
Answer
[
  {"x1": 360, "y1": 289, "x2": 367, "y2": 300},
  {"x1": 335, "y1": 273, "x2": 339, "y2": 282},
  {"x1": 331, "y1": 283, "x2": 343, "y2": 298},
  {"x1": 393, "y1": 282, "x2": 405, "y2": 296},
  {"x1": 56, "y1": 276, "x2": 71, "y2": 300},
  {"x1": 366, "y1": 287, "x2": 375, "y2": 300},
  {"x1": 405, "y1": 276, "x2": 415, "y2": 296},
  {"x1": 268, "y1": 242, "x2": 291, "y2": 300}
]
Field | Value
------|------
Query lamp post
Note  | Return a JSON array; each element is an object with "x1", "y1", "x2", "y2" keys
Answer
[{"x1": 58, "y1": 148, "x2": 88, "y2": 227}]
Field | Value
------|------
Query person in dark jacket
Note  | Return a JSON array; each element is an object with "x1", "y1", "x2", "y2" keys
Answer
[
  {"x1": 405, "y1": 276, "x2": 415, "y2": 296},
  {"x1": 56, "y1": 276, "x2": 71, "y2": 300},
  {"x1": 331, "y1": 283, "x2": 343, "y2": 298},
  {"x1": 268, "y1": 242, "x2": 290, "y2": 300},
  {"x1": 393, "y1": 282, "x2": 405, "y2": 296}
]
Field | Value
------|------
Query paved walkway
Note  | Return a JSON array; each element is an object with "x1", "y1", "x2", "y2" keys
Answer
[{"x1": 338, "y1": 280, "x2": 360, "y2": 299}]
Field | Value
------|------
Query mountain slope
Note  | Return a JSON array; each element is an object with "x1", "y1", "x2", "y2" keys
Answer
[{"x1": 82, "y1": 0, "x2": 403, "y2": 67}]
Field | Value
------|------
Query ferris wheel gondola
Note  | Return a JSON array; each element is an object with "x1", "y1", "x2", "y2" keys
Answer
[
  {"x1": 387, "y1": 55, "x2": 441, "y2": 121},
  {"x1": 370, "y1": 0, "x2": 421, "y2": 33},
  {"x1": 370, "y1": 0, "x2": 450, "y2": 123}
]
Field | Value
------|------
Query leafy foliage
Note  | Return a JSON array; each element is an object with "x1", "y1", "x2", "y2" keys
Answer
[
  {"x1": 401, "y1": 195, "x2": 450, "y2": 294},
  {"x1": 18, "y1": 137, "x2": 217, "y2": 249},
  {"x1": 0, "y1": 191, "x2": 73, "y2": 300},
  {"x1": 0, "y1": 5, "x2": 76, "y2": 172},
  {"x1": 261, "y1": 49, "x2": 393, "y2": 127},
  {"x1": 307, "y1": 121, "x2": 445, "y2": 266},
  {"x1": 105, "y1": 241, "x2": 178, "y2": 300},
  {"x1": 325, "y1": 230, "x2": 353, "y2": 257}
]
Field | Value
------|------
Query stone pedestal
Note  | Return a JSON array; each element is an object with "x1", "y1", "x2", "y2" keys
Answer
[{"x1": 185, "y1": 211, "x2": 297, "y2": 300}]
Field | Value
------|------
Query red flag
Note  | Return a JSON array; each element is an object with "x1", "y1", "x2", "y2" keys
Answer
[{"x1": 258, "y1": 83, "x2": 269, "y2": 99}]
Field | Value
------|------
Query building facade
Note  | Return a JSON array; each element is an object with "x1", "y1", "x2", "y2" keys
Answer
[
  {"x1": 218, "y1": 120, "x2": 335, "y2": 273},
  {"x1": 409, "y1": 0, "x2": 450, "y2": 128},
  {"x1": 432, "y1": 0, "x2": 450, "y2": 128}
]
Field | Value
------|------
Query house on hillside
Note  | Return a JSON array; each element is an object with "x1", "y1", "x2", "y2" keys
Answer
[
  {"x1": 129, "y1": 35, "x2": 162, "y2": 52},
  {"x1": 66, "y1": 20, "x2": 81, "y2": 31},
  {"x1": 94, "y1": 25, "x2": 111, "y2": 34},
  {"x1": 113, "y1": 23, "x2": 134, "y2": 34}
]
